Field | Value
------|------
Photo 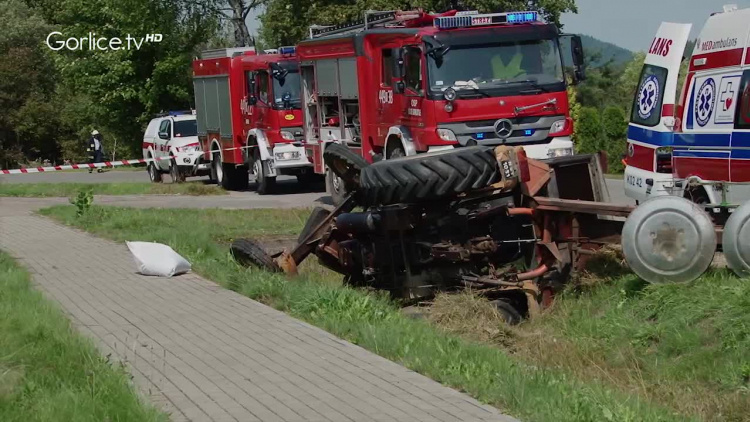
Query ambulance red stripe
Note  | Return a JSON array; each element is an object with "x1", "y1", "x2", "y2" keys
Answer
[{"x1": 689, "y1": 47, "x2": 744, "y2": 71}]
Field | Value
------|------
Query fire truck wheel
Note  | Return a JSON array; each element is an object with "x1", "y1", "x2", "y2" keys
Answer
[
  {"x1": 723, "y1": 200, "x2": 750, "y2": 278},
  {"x1": 147, "y1": 161, "x2": 162, "y2": 183},
  {"x1": 326, "y1": 169, "x2": 348, "y2": 206},
  {"x1": 169, "y1": 159, "x2": 183, "y2": 183},
  {"x1": 359, "y1": 146, "x2": 499, "y2": 206},
  {"x1": 297, "y1": 206, "x2": 331, "y2": 244},
  {"x1": 231, "y1": 238, "x2": 280, "y2": 273},
  {"x1": 212, "y1": 152, "x2": 223, "y2": 186},
  {"x1": 323, "y1": 143, "x2": 369, "y2": 192},
  {"x1": 253, "y1": 152, "x2": 275, "y2": 194},
  {"x1": 622, "y1": 196, "x2": 716, "y2": 284}
]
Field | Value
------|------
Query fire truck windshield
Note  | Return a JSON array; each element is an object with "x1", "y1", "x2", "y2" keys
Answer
[
  {"x1": 427, "y1": 39, "x2": 564, "y2": 97},
  {"x1": 272, "y1": 70, "x2": 301, "y2": 109}
]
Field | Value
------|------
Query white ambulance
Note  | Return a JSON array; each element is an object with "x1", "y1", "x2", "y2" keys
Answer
[
  {"x1": 623, "y1": 4, "x2": 750, "y2": 206},
  {"x1": 142, "y1": 111, "x2": 210, "y2": 183}
]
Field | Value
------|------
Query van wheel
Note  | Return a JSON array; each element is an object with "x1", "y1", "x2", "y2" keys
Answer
[
  {"x1": 169, "y1": 159, "x2": 184, "y2": 183},
  {"x1": 253, "y1": 151, "x2": 275, "y2": 194},
  {"x1": 147, "y1": 161, "x2": 162, "y2": 183}
]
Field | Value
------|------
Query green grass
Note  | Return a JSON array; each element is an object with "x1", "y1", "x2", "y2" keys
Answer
[
  {"x1": 39, "y1": 205, "x2": 698, "y2": 422},
  {"x1": 0, "y1": 182, "x2": 225, "y2": 197},
  {"x1": 0, "y1": 251, "x2": 165, "y2": 422}
]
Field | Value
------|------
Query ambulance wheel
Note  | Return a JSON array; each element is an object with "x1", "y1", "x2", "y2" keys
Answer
[
  {"x1": 169, "y1": 159, "x2": 184, "y2": 183},
  {"x1": 253, "y1": 151, "x2": 275, "y2": 195},
  {"x1": 723, "y1": 201, "x2": 750, "y2": 278},
  {"x1": 622, "y1": 196, "x2": 716, "y2": 284},
  {"x1": 359, "y1": 146, "x2": 499, "y2": 206},
  {"x1": 147, "y1": 161, "x2": 162, "y2": 183},
  {"x1": 323, "y1": 143, "x2": 369, "y2": 192},
  {"x1": 231, "y1": 238, "x2": 280, "y2": 273}
]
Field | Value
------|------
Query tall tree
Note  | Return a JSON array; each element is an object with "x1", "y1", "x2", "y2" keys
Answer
[{"x1": 260, "y1": 0, "x2": 577, "y2": 47}]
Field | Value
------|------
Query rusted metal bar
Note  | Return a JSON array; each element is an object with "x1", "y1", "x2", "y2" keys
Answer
[
  {"x1": 507, "y1": 207, "x2": 534, "y2": 216},
  {"x1": 286, "y1": 195, "x2": 356, "y2": 266},
  {"x1": 533, "y1": 197, "x2": 635, "y2": 217}
]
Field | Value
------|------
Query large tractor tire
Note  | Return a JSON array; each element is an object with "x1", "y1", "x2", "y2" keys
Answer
[
  {"x1": 231, "y1": 238, "x2": 280, "y2": 272},
  {"x1": 359, "y1": 146, "x2": 499, "y2": 205}
]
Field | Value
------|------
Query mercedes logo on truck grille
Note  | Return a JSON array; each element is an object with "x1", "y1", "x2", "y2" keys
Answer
[{"x1": 494, "y1": 119, "x2": 513, "y2": 140}]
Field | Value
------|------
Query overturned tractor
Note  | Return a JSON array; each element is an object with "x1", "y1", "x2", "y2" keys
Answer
[{"x1": 232, "y1": 144, "x2": 750, "y2": 322}]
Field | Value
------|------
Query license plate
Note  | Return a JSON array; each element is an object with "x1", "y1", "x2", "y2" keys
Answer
[{"x1": 626, "y1": 174, "x2": 643, "y2": 188}]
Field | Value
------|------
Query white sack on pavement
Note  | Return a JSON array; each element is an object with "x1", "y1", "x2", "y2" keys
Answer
[{"x1": 126, "y1": 241, "x2": 191, "y2": 277}]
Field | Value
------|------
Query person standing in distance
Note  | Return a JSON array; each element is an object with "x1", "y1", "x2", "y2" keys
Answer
[{"x1": 87, "y1": 129, "x2": 105, "y2": 173}]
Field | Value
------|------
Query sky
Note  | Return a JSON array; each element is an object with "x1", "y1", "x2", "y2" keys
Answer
[
  {"x1": 246, "y1": 1, "x2": 750, "y2": 51},
  {"x1": 561, "y1": 0, "x2": 750, "y2": 51}
]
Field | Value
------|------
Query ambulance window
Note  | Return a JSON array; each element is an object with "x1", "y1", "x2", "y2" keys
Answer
[
  {"x1": 245, "y1": 71, "x2": 255, "y2": 95},
  {"x1": 736, "y1": 70, "x2": 750, "y2": 130},
  {"x1": 257, "y1": 71, "x2": 269, "y2": 103},
  {"x1": 404, "y1": 47, "x2": 423, "y2": 94},
  {"x1": 382, "y1": 49, "x2": 394, "y2": 86},
  {"x1": 630, "y1": 64, "x2": 668, "y2": 127}
]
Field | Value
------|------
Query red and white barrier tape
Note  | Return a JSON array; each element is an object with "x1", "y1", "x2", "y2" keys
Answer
[{"x1": 1, "y1": 145, "x2": 253, "y2": 175}]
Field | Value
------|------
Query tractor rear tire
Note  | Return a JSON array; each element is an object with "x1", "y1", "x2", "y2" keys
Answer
[
  {"x1": 359, "y1": 146, "x2": 499, "y2": 205},
  {"x1": 231, "y1": 238, "x2": 280, "y2": 272}
]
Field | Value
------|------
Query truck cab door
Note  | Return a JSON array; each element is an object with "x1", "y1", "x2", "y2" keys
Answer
[
  {"x1": 157, "y1": 119, "x2": 172, "y2": 170},
  {"x1": 625, "y1": 23, "x2": 691, "y2": 189},
  {"x1": 243, "y1": 70, "x2": 257, "y2": 128},
  {"x1": 399, "y1": 46, "x2": 424, "y2": 126},
  {"x1": 255, "y1": 71, "x2": 271, "y2": 130}
]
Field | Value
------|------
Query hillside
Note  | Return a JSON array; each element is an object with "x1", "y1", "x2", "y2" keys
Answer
[{"x1": 581, "y1": 35, "x2": 634, "y2": 67}]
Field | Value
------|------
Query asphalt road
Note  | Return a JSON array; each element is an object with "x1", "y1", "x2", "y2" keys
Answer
[{"x1": 1, "y1": 169, "x2": 633, "y2": 207}]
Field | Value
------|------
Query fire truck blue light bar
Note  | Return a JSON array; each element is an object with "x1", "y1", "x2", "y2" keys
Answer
[
  {"x1": 278, "y1": 46, "x2": 296, "y2": 55},
  {"x1": 434, "y1": 11, "x2": 539, "y2": 29}
]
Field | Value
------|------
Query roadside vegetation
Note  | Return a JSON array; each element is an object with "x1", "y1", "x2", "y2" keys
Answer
[
  {"x1": 0, "y1": 251, "x2": 165, "y2": 422},
  {"x1": 0, "y1": 182, "x2": 225, "y2": 197},
  {"x1": 41, "y1": 205, "x2": 750, "y2": 421}
]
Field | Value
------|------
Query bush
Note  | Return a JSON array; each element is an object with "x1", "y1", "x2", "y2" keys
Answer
[
  {"x1": 575, "y1": 107, "x2": 603, "y2": 154},
  {"x1": 602, "y1": 106, "x2": 628, "y2": 173}
]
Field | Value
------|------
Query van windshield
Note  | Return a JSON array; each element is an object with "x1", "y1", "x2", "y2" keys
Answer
[
  {"x1": 173, "y1": 120, "x2": 197, "y2": 137},
  {"x1": 427, "y1": 39, "x2": 564, "y2": 97}
]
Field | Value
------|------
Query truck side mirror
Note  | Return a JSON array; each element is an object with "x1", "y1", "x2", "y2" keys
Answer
[
  {"x1": 571, "y1": 35, "x2": 586, "y2": 83},
  {"x1": 394, "y1": 81, "x2": 405, "y2": 94},
  {"x1": 158, "y1": 131, "x2": 169, "y2": 140},
  {"x1": 396, "y1": 48, "x2": 405, "y2": 78},
  {"x1": 248, "y1": 96, "x2": 258, "y2": 106}
]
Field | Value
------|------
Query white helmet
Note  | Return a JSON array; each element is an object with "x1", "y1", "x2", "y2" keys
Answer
[{"x1": 91, "y1": 129, "x2": 100, "y2": 136}]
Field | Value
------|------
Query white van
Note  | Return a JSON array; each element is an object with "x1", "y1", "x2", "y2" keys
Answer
[
  {"x1": 624, "y1": 5, "x2": 750, "y2": 206},
  {"x1": 142, "y1": 111, "x2": 210, "y2": 182}
]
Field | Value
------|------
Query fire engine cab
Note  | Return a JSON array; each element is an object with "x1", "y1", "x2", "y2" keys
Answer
[
  {"x1": 297, "y1": 10, "x2": 585, "y2": 200},
  {"x1": 192, "y1": 46, "x2": 312, "y2": 192},
  {"x1": 624, "y1": 5, "x2": 750, "y2": 206}
]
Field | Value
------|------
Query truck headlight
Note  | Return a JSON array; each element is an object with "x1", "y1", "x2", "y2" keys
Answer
[
  {"x1": 275, "y1": 151, "x2": 300, "y2": 161},
  {"x1": 280, "y1": 131, "x2": 295, "y2": 141},
  {"x1": 182, "y1": 145, "x2": 200, "y2": 153},
  {"x1": 436, "y1": 128, "x2": 457, "y2": 142},
  {"x1": 549, "y1": 119, "x2": 567, "y2": 136},
  {"x1": 548, "y1": 147, "x2": 574, "y2": 158}
]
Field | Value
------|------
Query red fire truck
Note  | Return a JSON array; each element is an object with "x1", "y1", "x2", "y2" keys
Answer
[
  {"x1": 192, "y1": 47, "x2": 312, "y2": 192},
  {"x1": 296, "y1": 10, "x2": 585, "y2": 202}
]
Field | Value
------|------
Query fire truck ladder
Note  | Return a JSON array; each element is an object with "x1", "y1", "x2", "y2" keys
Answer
[{"x1": 308, "y1": 10, "x2": 420, "y2": 38}]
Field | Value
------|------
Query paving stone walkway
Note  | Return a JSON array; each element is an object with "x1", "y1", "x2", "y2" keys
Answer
[{"x1": 0, "y1": 201, "x2": 517, "y2": 422}]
